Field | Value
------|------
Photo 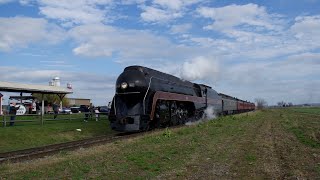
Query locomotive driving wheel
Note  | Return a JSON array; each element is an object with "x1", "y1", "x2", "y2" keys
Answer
[
  {"x1": 172, "y1": 103, "x2": 188, "y2": 125},
  {"x1": 154, "y1": 100, "x2": 171, "y2": 128},
  {"x1": 154, "y1": 100, "x2": 192, "y2": 128},
  {"x1": 168, "y1": 101, "x2": 188, "y2": 126}
]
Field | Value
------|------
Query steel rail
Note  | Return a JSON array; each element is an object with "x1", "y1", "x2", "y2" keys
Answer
[
  {"x1": 0, "y1": 119, "x2": 211, "y2": 164},
  {"x1": 0, "y1": 133, "x2": 141, "y2": 164}
]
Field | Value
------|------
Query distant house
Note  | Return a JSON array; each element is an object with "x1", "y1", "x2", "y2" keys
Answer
[{"x1": 67, "y1": 98, "x2": 91, "y2": 106}]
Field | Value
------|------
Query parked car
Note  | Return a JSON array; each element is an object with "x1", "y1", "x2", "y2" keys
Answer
[
  {"x1": 99, "y1": 106, "x2": 110, "y2": 114},
  {"x1": 59, "y1": 107, "x2": 71, "y2": 114},
  {"x1": 79, "y1": 105, "x2": 88, "y2": 112},
  {"x1": 70, "y1": 107, "x2": 81, "y2": 113}
]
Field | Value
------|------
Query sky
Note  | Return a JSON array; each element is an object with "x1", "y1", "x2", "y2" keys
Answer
[{"x1": 0, "y1": 0, "x2": 320, "y2": 106}]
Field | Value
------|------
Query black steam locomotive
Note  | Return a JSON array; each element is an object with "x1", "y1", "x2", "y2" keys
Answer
[{"x1": 109, "y1": 66, "x2": 254, "y2": 132}]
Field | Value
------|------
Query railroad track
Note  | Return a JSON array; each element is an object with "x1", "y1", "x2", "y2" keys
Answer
[
  {"x1": 0, "y1": 133, "x2": 142, "y2": 164},
  {"x1": 0, "y1": 123, "x2": 189, "y2": 164}
]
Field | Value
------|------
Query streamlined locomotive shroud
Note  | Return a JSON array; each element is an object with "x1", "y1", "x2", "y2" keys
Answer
[{"x1": 109, "y1": 66, "x2": 254, "y2": 132}]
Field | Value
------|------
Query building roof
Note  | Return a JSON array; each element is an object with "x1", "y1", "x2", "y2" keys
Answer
[
  {"x1": 0, "y1": 81, "x2": 73, "y2": 94},
  {"x1": 67, "y1": 98, "x2": 91, "y2": 100},
  {"x1": 9, "y1": 96, "x2": 35, "y2": 100}
]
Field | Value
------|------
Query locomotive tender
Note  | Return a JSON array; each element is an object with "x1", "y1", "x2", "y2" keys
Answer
[{"x1": 109, "y1": 66, "x2": 255, "y2": 132}]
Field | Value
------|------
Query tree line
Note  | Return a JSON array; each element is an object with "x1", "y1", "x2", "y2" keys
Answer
[{"x1": 32, "y1": 93, "x2": 70, "y2": 107}]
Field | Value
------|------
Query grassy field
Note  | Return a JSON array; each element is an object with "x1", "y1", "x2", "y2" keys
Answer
[
  {"x1": 290, "y1": 107, "x2": 320, "y2": 115},
  {"x1": 0, "y1": 108, "x2": 319, "y2": 179},
  {"x1": 0, "y1": 114, "x2": 113, "y2": 153}
]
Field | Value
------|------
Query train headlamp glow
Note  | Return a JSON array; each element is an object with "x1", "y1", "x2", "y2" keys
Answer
[{"x1": 120, "y1": 82, "x2": 128, "y2": 89}]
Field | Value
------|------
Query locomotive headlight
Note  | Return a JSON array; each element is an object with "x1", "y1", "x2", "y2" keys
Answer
[{"x1": 120, "y1": 82, "x2": 128, "y2": 89}]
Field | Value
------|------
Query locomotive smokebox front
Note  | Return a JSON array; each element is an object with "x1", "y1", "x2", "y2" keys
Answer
[
  {"x1": 116, "y1": 67, "x2": 148, "y2": 94},
  {"x1": 110, "y1": 66, "x2": 150, "y2": 132}
]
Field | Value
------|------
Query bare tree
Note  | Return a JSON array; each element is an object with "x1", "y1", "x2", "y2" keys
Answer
[
  {"x1": 277, "y1": 101, "x2": 286, "y2": 107},
  {"x1": 277, "y1": 101, "x2": 284, "y2": 107},
  {"x1": 255, "y1": 98, "x2": 267, "y2": 109}
]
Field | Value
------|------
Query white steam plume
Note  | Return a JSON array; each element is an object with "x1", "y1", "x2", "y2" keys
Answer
[
  {"x1": 180, "y1": 56, "x2": 219, "y2": 81},
  {"x1": 203, "y1": 106, "x2": 216, "y2": 120},
  {"x1": 185, "y1": 106, "x2": 217, "y2": 126}
]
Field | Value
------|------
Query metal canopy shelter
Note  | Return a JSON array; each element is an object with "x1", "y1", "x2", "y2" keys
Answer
[
  {"x1": 0, "y1": 81, "x2": 72, "y2": 94},
  {"x1": 0, "y1": 81, "x2": 73, "y2": 125}
]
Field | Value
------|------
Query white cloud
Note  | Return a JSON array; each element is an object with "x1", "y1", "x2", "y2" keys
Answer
[
  {"x1": 170, "y1": 23, "x2": 192, "y2": 34},
  {"x1": 19, "y1": 0, "x2": 34, "y2": 5},
  {"x1": 120, "y1": 0, "x2": 146, "y2": 5},
  {"x1": 69, "y1": 23, "x2": 197, "y2": 60},
  {"x1": 187, "y1": 13, "x2": 320, "y2": 60},
  {"x1": 154, "y1": 0, "x2": 201, "y2": 10},
  {"x1": 0, "y1": 17, "x2": 65, "y2": 52},
  {"x1": 39, "y1": 60, "x2": 75, "y2": 68},
  {"x1": 197, "y1": 4, "x2": 284, "y2": 32},
  {"x1": 0, "y1": 66, "x2": 62, "y2": 83},
  {"x1": 0, "y1": 0, "x2": 14, "y2": 4},
  {"x1": 215, "y1": 52, "x2": 320, "y2": 104},
  {"x1": 19, "y1": 0, "x2": 145, "y2": 25},
  {"x1": 291, "y1": 15, "x2": 320, "y2": 40},
  {"x1": 140, "y1": 6, "x2": 182, "y2": 23},
  {"x1": 180, "y1": 56, "x2": 219, "y2": 82},
  {"x1": 285, "y1": 52, "x2": 320, "y2": 64},
  {"x1": 140, "y1": 0, "x2": 200, "y2": 23},
  {"x1": 22, "y1": 0, "x2": 114, "y2": 26}
]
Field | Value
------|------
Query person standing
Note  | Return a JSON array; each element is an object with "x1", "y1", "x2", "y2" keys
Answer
[
  {"x1": 53, "y1": 103, "x2": 59, "y2": 119},
  {"x1": 9, "y1": 103, "x2": 20, "y2": 126},
  {"x1": 32, "y1": 101, "x2": 37, "y2": 114},
  {"x1": 36, "y1": 102, "x2": 40, "y2": 115},
  {"x1": 89, "y1": 104, "x2": 94, "y2": 119},
  {"x1": 84, "y1": 105, "x2": 89, "y2": 122},
  {"x1": 94, "y1": 107, "x2": 100, "y2": 121}
]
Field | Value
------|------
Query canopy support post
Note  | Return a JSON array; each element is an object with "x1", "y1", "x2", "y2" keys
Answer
[{"x1": 41, "y1": 93, "x2": 44, "y2": 126}]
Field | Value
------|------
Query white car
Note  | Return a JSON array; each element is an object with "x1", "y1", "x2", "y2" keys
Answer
[{"x1": 60, "y1": 107, "x2": 72, "y2": 114}]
